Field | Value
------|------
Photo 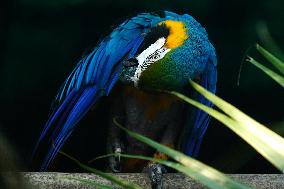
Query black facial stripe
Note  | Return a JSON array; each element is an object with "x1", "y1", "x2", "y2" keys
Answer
[{"x1": 135, "y1": 24, "x2": 170, "y2": 56}]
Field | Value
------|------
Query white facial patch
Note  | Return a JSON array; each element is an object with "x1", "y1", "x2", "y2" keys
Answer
[{"x1": 131, "y1": 37, "x2": 171, "y2": 87}]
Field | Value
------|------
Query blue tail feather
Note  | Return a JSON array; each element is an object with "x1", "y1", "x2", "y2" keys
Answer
[{"x1": 40, "y1": 87, "x2": 99, "y2": 171}]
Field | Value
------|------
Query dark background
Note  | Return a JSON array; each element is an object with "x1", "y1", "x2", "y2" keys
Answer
[{"x1": 1, "y1": 0, "x2": 284, "y2": 173}]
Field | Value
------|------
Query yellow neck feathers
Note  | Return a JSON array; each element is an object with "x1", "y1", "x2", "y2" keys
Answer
[{"x1": 159, "y1": 20, "x2": 188, "y2": 49}]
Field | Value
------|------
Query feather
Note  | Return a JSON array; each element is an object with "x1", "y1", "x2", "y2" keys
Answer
[{"x1": 41, "y1": 87, "x2": 98, "y2": 171}]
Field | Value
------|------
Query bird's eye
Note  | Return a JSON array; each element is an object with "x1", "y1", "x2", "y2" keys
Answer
[{"x1": 153, "y1": 55, "x2": 160, "y2": 59}]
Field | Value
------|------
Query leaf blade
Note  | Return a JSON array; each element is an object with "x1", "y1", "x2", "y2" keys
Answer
[
  {"x1": 58, "y1": 151, "x2": 143, "y2": 189},
  {"x1": 172, "y1": 81, "x2": 284, "y2": 172},
  {"x1": 119, "y1": 154, "x2": 252, "y2": 189},
  {"x1": 247, "y1": 56, "x2": 284, "y2": 88},
  {"x1": 256, "y1": 44, "x2": 284, "y2": 75},
  {"x1": 113, "y1": 119, "x2": 251, "y2": 189}
]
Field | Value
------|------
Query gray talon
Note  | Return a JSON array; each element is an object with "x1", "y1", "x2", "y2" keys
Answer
[
  {"x1": 146, "y1": 163, "x2": 167, "y2": 189},
  {"x1": 108, "y1": 139, "x2": 124, "y2": 173}
]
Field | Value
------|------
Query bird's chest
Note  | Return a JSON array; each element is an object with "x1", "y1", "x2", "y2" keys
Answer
[{"x1": 123, "y1": 86, "x2": 183, "y2": 139}]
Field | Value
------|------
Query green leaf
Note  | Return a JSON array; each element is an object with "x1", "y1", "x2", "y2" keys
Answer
[
  {"x1": 63, "y1": 176, "x2": 114, "y2": 189},
  {"x1": 247, "y1": 56, "x2": 284, "y2": 88},
  {"x1": 113, "y1": 119, "x2": 251, "y2": 189},
  {"x1": 58, "y1": 151, "x2": 143, "y2": 189},
  {"x1": 256, "y1": 44, "x2": 284, "y2": 75},
  {"x1": 103, "y1": 153, "x2": 252, "y2": 189},
  {"x1": 171, "y1": 81, "x2": 284, "y2": 172}
]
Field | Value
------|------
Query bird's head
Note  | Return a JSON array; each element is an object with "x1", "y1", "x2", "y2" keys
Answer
[{"x1": 121, "y1": 15, "x2": 215, "y2": 91}]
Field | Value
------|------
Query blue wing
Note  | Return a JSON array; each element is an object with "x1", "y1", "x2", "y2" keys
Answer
[
  {"x1": 183, "y1": 46, "x2": 217, "y2": 157},
  {"x1": 34, "y1": 13, "x2": 161, "y2": 171}
]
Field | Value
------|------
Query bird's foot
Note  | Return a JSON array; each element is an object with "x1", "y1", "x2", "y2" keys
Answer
[
  {"x1": 144, "y1": 163, "x2": 167, "y2": 189},
  {"x1": 108, "y1": 139, "x2": 124, "y2": 173}
]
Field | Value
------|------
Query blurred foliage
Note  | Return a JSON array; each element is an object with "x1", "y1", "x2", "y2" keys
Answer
[
  {"x1": 0, "y1": 131, "x2": 30, "y2": 189},
  {"x1": 1, "y1": 0, "x2": 284, "y2": 172}
]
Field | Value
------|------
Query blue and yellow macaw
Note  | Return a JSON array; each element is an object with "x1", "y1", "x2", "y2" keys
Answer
[{"x1": 34, "y1": 11, "x2": 217, "y2": 188}]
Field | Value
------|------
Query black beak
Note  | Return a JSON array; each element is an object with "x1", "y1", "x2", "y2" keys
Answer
[{"x1": 123, "y1": 58, "x2": 138, "y2": 67}]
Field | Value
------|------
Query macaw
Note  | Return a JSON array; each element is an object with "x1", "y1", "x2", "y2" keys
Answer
[{"x1": 34, "y1": 11, "x2": 217, "y2": 189}]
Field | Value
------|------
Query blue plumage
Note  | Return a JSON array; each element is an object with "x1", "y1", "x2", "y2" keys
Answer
[
  {"x1": 34, "y1": 11, "x2": 217, "y2": 171},
  {"x1": 35, "y1": 13, "x2": 160, "y2": 170},
  {"x1": 184, "y1": 59, "x2": 217, "y2": 156}
]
